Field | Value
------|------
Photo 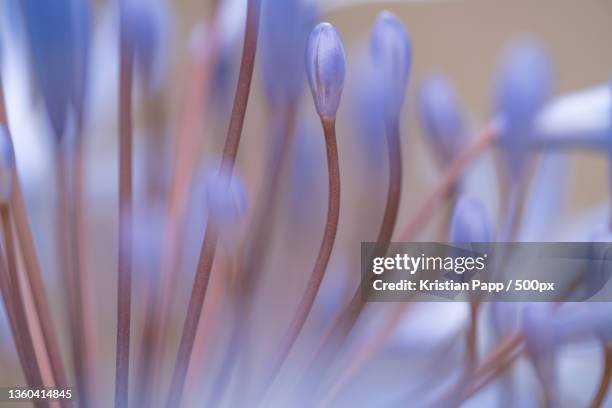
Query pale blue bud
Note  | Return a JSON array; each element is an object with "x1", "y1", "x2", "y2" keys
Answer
[
  {"x1": 495, "y1": 38, "x2": 554, "y2": 143},
  {"x1": 261, "y1": 0, "x2": 317, "y2": 107},
  {"x1": 449, "y1": 196, "x2": 492, "y2": 243},
  {"x1": 306, "y1": 23, "x2": 346, "y2": 118},
  {"x1": 418, "y1": 74, "x2": 466, "y2": 165},
  {"x1": 370, "y1": 11, "x2": 412, "y2": 117}
]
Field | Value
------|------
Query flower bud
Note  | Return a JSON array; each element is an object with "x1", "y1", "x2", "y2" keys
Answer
[
  {"x1": 261, "y1": 0, "x2": 317, "y2": 107},
  {"x1": 0, "y1": 128, "x2": 15, "y2": 203},
  {"x1": 494, "y1": 38, "x2": 554, "y2": 142},
  {"x1": 204, "y1": 166, "x2": 248, "y2": 243},
  {"x1": 417, "y1": 74, "x2": 466, "y2": 166},
  {"x1": 449, "y1": 196, "x2": 492, "y2": 243},
  {"x1": 121, "y1": 0, "x2": 172, "y2": 93},
  {"x1": 370, "y1": 11, "x2": 412, "y2": 117},
  {"x1": 306, "y1": 23, "x2": 346, "y2": 119}
]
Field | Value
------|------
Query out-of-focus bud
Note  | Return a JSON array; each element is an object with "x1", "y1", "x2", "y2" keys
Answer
[
  {"x1": 0, "y1": 128, "x2": 15, "y2": 204},
  {"x1": 494, "y1": 38, "x2": 554, "y2": 142},
  {"x1": 261, "y1": 0, "x2": 317, "y2": 107},
  {"x1": 449, "y1": 196, "x2": 492, "y2": 243},
  {"x1": 204, "y1": 167, "x2": 248, "y2": 245},
  {"x1": 306, "y1": 23, "x2": 346, "y2": 119},
  {"x1": 522, "y1": 303, "x2": 558, "y2": 403},
  {"x1": 18, "y1": 0, "x2": 92, "y2": 141},
  {"x1": 120, "y1": 0, "x2": 173, "y2": 94},
  {"x1": 370, "y1": 11, "x2": 412, "y2": 117},
  {"x1": 351, "y1": 60, "x2": 387, "y2": 173},
  {"x1": 417, "y1": 74, "x2": 467, "y2": 166}
]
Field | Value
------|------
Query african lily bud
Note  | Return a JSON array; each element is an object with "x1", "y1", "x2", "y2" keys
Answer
[
  {"x1": 0, "y1": 128, "x2": 15, "y2": 204},
  {"x1": 449, "y1": 196, "x2": 492, "y2": 243},
  {"x1": 494, "y1": 38, "x2": 554, "y2": 143},
  {"x1": 18, "y1": 0, "x2": 92, "y2": 141},
  {"x1": 121, "y1": 0, "x2": 172, "y2": 94},
  {"x1": 418, "y1": 74, "x2": 467, "y2": 166},
  {"x1": 306, "y1": 23, "x2": 346, "y2": 119},
  {"x1": 261, "y1": 0, "x2": 317, "y2": 107},
  {"x1": 370, "y1": 11, "x2": 412, "y2": 117},
  {"x1": 204, "y1": 166, "x2": 248, "y2": 244}
]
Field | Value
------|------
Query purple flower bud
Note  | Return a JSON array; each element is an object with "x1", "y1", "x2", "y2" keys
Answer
[
  {"x1": 495, "y1": 38, "x2": 554, "y2": 142},
  {"x1": 306, "y1": 23, "x2": 346, "y2": 119},
  {"x1": 121, "y1": 0, "x2": 172, "y2": 93},
  {"x1": 261, "y1": 0, "x2": 317, "y2": 107},
  {"x1": 18, "y1": 0, "x2": 92, "y2": 141},
  {"x1": 0, "y1": 127, "x2": 15, "y2": 203},
  {"x1": 417, "y1": 74, "x2": 467, "y2": 166},
  {"x1": 370, "y1": 11, "x2": 412, "y2": 117},
  {"x1": 204, "y1": 167, "x2": 248, "y2": 242},
  {"x1": 449, "y1": 196, "x2": 492, "y2": 243}
]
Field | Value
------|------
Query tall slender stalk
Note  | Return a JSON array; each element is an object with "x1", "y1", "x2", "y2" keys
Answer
[
  {"x1": 0, "y1": 205, "x2": 47, "y2": 408},
  {"x1": 115, "y1": 28, "x2": 135, "y2": 408},
  {"x1": 0, "y1": 74, "x2": 70, "y2": 405},
  {"x1": 165, "y1": 1, "x2": 261, "y2": 405},
  {"x1": 258, "y1": 116, "x2": 341, "y2": 401}
]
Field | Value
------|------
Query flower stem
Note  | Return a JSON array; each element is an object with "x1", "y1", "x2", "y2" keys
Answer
[
  {"x1": 0, "y1": 74, "x2": 70, "y2": 406},
  {"x1": 590, "y1": 343, "x2": 612, "y2": 408},
  {"x1": 258, "y1": 116, "x2": 341, "y2": 401},
  {"x1": 165, "y1": 1, "x2": 261, "y2": 405},
  {"x1": 302, "y1": 116, "x2": 404, "y2": 389},
  {"x1": 115, "y1": 32, "x2": 134, "y2": 408},
  {"x1": 0, "y1": 205, "x2": 47, "y2": 407}
]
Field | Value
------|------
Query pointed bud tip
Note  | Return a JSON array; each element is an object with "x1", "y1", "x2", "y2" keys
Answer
[
  {"x1": 306, "y1": 22, "x2": 346, "y2": 119},
  {"x1": 371, "y1": 10, "x2": 412, "y2": 116}
]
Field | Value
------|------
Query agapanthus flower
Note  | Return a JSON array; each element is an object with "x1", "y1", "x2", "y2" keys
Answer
[
  {"x1": 418, "y1": 73, "x2": 467, "y2": 166},
  {"x1": 0, "y1": 127, "x2": 15, "y2": 203},
  {"x1": 306, "y1": 22, "x2": 346, "y2": 119},
  {"x1": 370, "y1": 11, "x2": 411, "y2": 117},
  {"x1": 260, "y1": 0, "x2": 317, "y2": 107}
]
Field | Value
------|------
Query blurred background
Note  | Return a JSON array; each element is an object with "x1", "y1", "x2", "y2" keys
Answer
[{"x1": 0, "y1": 0, "x2": 611, "y2": 406}]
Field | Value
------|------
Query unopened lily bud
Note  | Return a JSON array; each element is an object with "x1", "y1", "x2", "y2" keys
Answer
[
  {"x1": 449, "y1": 196, "x2": 492, "y2": 243},
  {"x1": 121, "y1": 0, "x2": 172, "y2": 93},
  {"x1": 204, "y1": 167, "x2": 248, "y2": 244},
  {"x1": 418, "y1": 74, "x2": 466, "y2": 165},
  {"x1": 495, "y1": 38, "x2": 554, "y2": 143},
  {"x1": 0, "y1": 128, "x2": 15, "y2": 203},
  {"x1": 370, "y1": 11, "x2": 412, "y2": 117},
  {"x1": 306, "y1": 23, "x2": 346, "y2": 119}
]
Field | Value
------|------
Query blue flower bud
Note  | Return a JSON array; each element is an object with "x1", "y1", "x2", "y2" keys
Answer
[
  {"x1": 417, "y1": 74, "x2": 467, "y2": 166},
  {"x1": 18, "y1": 0, "x2": 92, "y2": 141},
  {"x1": 449, "y1": 196, "x2": 492, "y2": 243},
  {"x1": 0, "y1": 127, "x2": 15, "y2": 203},
  {"x1": 306, "y1": 23, "x2": 346, "y2": 119},
  {"x1": 261, "y1": 0, "x2": 317, "y2": 107},
  {"x1": 204, "y1": 167, "x2": 248, "y2": 241},
  {"x1": 121, "y1": 0, "x2": 172, "y2": 93},
  {"x1": 370, "y1": 11, "x2": 412, "y2": 117},
  {"x1": 495, "y1": 38, "x2": 554, "y2": 143}
]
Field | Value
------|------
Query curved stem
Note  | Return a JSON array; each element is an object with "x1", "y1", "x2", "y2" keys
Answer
[
  {"x1": 590, "y1": 343, "x2": 612, "y2": 408},
  {"x1": 115, "y1": 33, "x2": 134, "y2": 408},
  {"x1": 258, "y1": 116, "x2": 341, "y2": 402},
  {"x1": 302, "y1": 117, "x2": 404, "y2": 392},
  {"x1": 165, "y1": 1, "x2": 261, "y2": 405}
]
